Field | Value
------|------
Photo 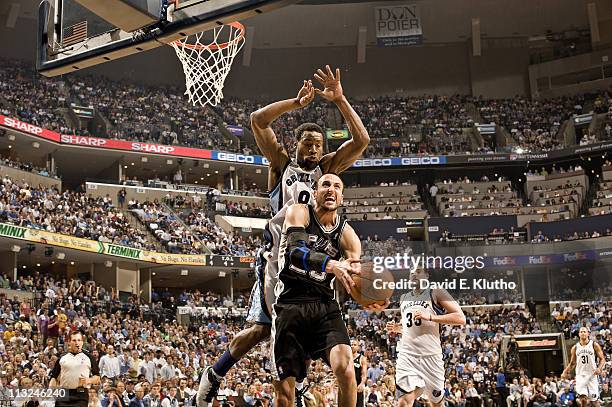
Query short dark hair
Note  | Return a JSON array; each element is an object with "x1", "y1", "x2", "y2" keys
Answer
[
  {"x1": 69, "y1": 330, "x2": 84, "y2": 339},
  {"x1": 294, "y1": 123, "x2": 324, "y2": 142}
]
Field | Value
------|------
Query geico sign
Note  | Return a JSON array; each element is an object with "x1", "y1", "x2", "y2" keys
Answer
[
  {"x1": 3, "y1": 117, "x2": 43, "y2": 135},
  {"x1": 216, "y1": 153, "x2": 255, "y2": 163},
  {"x1": 401, "y1": 157, "x2": 441, "y2": 165},
  {"x1": 353, "y1": 158, "x2": 393, "y2": 167},
  {"x1": 61, "y1": 135, "x2": 107, "y2": 147},
  {"x1": 131, "y1": 143, "x2": 175, "y2": 154}
]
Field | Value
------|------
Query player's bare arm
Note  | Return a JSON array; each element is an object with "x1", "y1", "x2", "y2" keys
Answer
[
  {"x1": 561, "y1": 346, "x2": 577, "y2": 379},
  {"x1": 251, "y1": 80, "x2": 316, "y2": 186},
  {"x1": 358, "y1": 354, "x2": 367, "y2": 391},
  {"x1": 594, "y1": 342, "x2": 605, "y2": 375},
  {"x1": 414, "y1": 289, "x2": 466, "y2": 325},
  {"x1": 314, "y1": 65, "x2": 370, "y2": 174},
  {"x1": 282, "y1": 204, "x2": 360, "y2": 293}
]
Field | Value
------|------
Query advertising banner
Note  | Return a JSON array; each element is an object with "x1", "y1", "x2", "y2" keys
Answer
[{"x1": 375, "y1": 4, "x2": 423, "y2": 46}]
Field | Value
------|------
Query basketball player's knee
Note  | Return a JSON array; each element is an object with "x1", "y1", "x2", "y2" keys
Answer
[
  {"x1": 398, "y1": 393, "x2": 416, "y2": 407},
  {"x1": 250, "y1": 323, "x2": 271, "y2": 341},
  {"x1": 334, "y1": 362, "x2": 356, "y2": 387}
]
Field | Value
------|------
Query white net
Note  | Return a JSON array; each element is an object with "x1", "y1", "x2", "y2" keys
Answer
[{"x1": 171, "y1": 22, "x2": 245, "y2": 107}]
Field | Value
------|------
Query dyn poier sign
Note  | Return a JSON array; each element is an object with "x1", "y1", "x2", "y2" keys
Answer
[{"x1": 374, "y1": 4, "x2": 423, "y2": 47}]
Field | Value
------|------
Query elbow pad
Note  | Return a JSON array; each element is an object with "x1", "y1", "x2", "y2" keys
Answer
[{"x1": 286, "y1": 226, "x2": 330, "y2": 273}]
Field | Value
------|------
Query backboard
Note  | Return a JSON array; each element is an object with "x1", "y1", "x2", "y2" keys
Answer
[{"x1": 37, "y1": 0, "x2": 297, "y2": 77}]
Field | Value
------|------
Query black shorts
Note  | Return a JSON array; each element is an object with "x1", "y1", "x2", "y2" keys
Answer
[
  {"x1": 272, "y1": 300, "x2": 350, "y2": 381},
  {"x1": 55, "y1": 390, "x2": 88, "y2": 407}
]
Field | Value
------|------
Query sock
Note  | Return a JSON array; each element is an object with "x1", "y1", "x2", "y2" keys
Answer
[{"x1": 212, "y1": 350, "x2": 238, "y2": 377}]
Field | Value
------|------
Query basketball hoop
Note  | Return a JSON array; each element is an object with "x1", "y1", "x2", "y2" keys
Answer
[{"x1": 171, "y1": 22, "x2": 245, "y2": 107}]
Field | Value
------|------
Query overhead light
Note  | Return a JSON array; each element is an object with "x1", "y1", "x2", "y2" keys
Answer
[
  {"x1": 203, "y1": 163, "x2": 209, "y2": 168},
  {"x1": 57, "y1": 253, "x2": 65, "y2": 260},
  {"x1": 8, "y1": 135, "x2": 15, "y2": 141},
  {"x1": 22, "y1": 265, "x2": 26, "y2": 269},
  {"x1": 194, "y1": 180, "x2": 198, "y2": 184},
  {"x1": 214, "y1": 170, "x2": 219, "y2": 174},
  {"x1": 104, "y1": 261, "x2": 113, "y2": 268},
  {"x1": 219, "y1": 271, "x2": 226, "y2": 277},
  {"x1": 7, "y1": 145, "x2": 11, "y2": 149},
  {"x1": 229, "y1": 166, "x2": 235, "y2": 171},
  {"x1": 166, "y1": 159, "x2": 173, "y2": 165},
  {"x1": 124, "y1": 165, "x2": 128, "y2": 169},
  {"x1": 36, "y1": 263, "x2": 41, "y2": 267},
  {"x1": 181, "y1": 269, "x2": 189, "y2": 276},
  {"x1": 70, "y1": 261, "x2": 75, "y2": 265},
  {"x1": 200, "y1": 177, "x2": 204, "y2": 180},
  {"x1": 51, "y1": 261, "x2": 55, "y2": 264},
  {"x1": 206, "y1": 173, "x2": 210, "y2": 177},
  {"x1": 32, "y1": 142, "x2": 40, "y2": 148},
  {"x1": 152, "y1": 272, "x2": 156, "y2": 276},
  {"x1": 256, "y1": 169, "x2": 261, "y2": 174},
  {"x1": 10, "y1": 245, "x2": 21, "y2": 253},
  {"x1": 141, "y1": 157, "x2": 148, "y2": 163}
]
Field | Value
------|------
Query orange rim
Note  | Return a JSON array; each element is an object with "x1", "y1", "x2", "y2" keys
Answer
[{"x1": 172, "y1": 22, "x2": 245, "y2": 51}]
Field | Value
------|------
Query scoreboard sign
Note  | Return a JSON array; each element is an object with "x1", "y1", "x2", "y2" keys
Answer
[{"x1": 375, "y1": 4, "x2": 423, "y2": 47}]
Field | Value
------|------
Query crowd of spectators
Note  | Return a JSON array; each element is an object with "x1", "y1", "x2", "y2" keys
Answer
[
  {"x1": 0, "y1": 176, "x2": 154, "y2": 250},
  {"x1": 6, "y1": 59, "x2": 612, "y2": 160},
  {"x1": 182, "y1": 209, "x2": 261, "y2": 256},
  {"x1": 0, "y1": 265, "x2": 611, "y2": 407},
  {"x1": 0, "y1": 155, "x2": 57, "y2": 179},
  {"x1": 477, "y1": 96, "x2": 583, "y2": 152}
]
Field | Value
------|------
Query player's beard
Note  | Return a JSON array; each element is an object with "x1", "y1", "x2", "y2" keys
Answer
[{"x1": 297, "y1": 156, "x2": 319, "y2": 171}]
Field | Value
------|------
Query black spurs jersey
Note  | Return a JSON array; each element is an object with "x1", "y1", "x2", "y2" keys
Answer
[
  {"x1": 353, "y1": 353, "x2": 364, "y2": 383},
  {"x1": 276, "y1": 204, "x2": 346, "y2": 303}
]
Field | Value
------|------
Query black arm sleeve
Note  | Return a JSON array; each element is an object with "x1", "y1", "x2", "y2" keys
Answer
[{"x1": 286, "y1": 227, "x2": 330, "y2": 274}]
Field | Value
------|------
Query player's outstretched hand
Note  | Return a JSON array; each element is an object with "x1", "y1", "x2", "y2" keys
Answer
[
  {"x1": 296, "y1": 80, "x2": 315, "y2": 107},
  {"x1": 314, "y1": 65, "x2": 344, "y2": 103},
  {"x1": 385, "y1": 321, "x2": 402, "y2": 334},
  {"x1": 364, "y1": 299, "x2": 390, "y2": 313},
  {"x1": 560, "y1": 372, "x2": 569, "y2": 381},
  {"x1": 327, "y1": 258, "x2": 361, "y2": 293}
]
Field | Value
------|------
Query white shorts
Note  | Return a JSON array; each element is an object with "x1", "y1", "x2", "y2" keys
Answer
[
  {"x1": 575, "y1": 375, "x2": 599, "y2": 401},
  {"x1": 395, "y1": 352, "x2": 445, "y2": 403}
]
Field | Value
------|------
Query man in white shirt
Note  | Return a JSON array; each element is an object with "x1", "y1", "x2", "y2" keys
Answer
[
  {"x1": 160, "y1": 356, "x2": 176, "y2": 381},
  {"x1": 98, "y1": 345, "x2": 121, "y2": 380}
]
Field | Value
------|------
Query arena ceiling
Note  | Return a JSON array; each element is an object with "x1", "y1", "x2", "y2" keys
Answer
[{"x1": 1, "y1": 0, "x2": 589, "y2": 48}]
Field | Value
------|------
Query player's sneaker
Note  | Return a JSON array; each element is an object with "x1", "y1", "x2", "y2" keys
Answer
[{"x1": 196, "y1": 366, "x2": 221, "y2": 406}]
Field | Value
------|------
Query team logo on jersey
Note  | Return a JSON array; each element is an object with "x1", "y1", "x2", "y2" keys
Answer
[
  {"x1": 312, "y1": 237, "x2": 339, "y2": 257},
  {"x1": 285, "y1": 172, "x2": 314, "y2": 187}
]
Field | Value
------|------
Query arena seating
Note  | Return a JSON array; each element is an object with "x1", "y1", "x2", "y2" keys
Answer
[
  {"x1": 589, "y1": 161, "x2": 612, "y2": 216},
  {"x1": 4, "y1": 59, "x2": 611, "y2": 159},
  {"x1": 0, "y1": 176, "x2": 155, "y2": 250},
  {"x1": 2, "y1": 268, "x2": 609, "y2": 407},
  {"x1": 434, "y1": 177, "x2": 523, "y2": 217},
  {"x1": 342, "y1": 182, "x2": 427, "y2": 221}
]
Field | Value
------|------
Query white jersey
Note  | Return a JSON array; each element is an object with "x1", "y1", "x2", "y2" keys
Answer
[
  {"x1": 267, "y1": 161, "x2": 322, "y2": 277},
  {"x1": 397, "y1": 288, "x2": 445, "y2": 356},
  {"x1": 575, "y1": 340, "x2": 597, "y2": 377}
]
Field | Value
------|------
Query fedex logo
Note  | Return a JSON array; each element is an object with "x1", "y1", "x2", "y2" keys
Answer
[
  {"x1": 528, "y1": 256, "x2": 552, "y2": 264},
  {"x1": 493, "y1": 256, "x2": 516, "y2": 266}
]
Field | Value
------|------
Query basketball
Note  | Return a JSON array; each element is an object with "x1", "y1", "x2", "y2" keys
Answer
[{"x1": 349, "y1": 261, "x2": 394, "y2": 308}]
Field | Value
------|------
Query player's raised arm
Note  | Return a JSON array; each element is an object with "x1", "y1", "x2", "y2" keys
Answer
[
  {"x1": 561, "y1": 345, "x2": 577, "y2": 380},
  {"x1": 416, "y1": 289, "x2": 466, "y2": 326},
  {"x1": 250, "y1": 81, "x2": 316, "y2": 176},
  {"x1": 314, "y1": 65, "x2": 370, "y2": 174}
]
